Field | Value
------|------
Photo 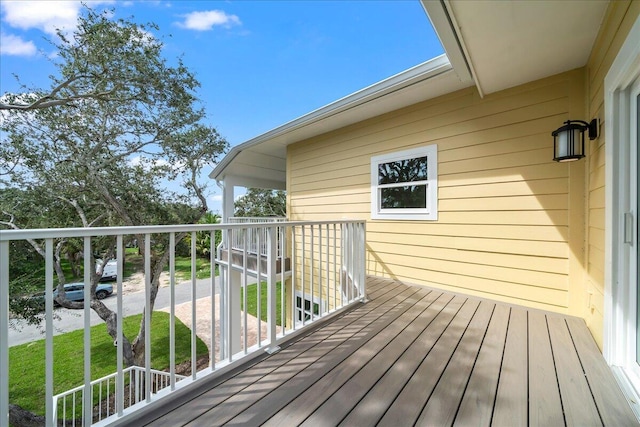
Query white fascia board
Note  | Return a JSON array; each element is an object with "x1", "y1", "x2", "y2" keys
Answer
[
  {"x1": 209, "y1": 55, "x2": 453, "y2": 181},
  {"x1": 421, "y1": 0, "x2": 474, "y2": 87}
]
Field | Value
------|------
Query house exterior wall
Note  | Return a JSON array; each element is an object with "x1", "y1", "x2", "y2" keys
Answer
[
  {"x1": 288, "y1": 69, "x2": 587, "y2": 314},
  {"x1": 286, "y1": 0, "x2": 639, "y2": 348},
  {"x1": 585, "y1": 0, "x2": 640, "y2": 347}
]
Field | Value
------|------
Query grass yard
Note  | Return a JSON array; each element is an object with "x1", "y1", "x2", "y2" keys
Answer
[
  {"x1": 172, "y1": 257, "x2": 215, "y2": 281},
  {"x1": 9, "y1": 311, "x2": 208, "y2": 416},
  {"x1": 241, "y1": 282, "x2": 283, "y2": 326}
]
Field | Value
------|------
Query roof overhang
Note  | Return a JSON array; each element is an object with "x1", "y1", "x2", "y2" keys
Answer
[
  {"x1": 209, "y1": 54, "x2": 472, "y2": 188},
  {"x1": 424, "y1": 0, "x2": 609, "y2": 97},
  {"x1": 211, "y1": 1, "x2": 610, "y2": 189}
]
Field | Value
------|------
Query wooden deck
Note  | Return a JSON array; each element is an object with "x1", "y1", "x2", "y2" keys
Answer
[{"x1": 132, "y1": 277, "x2": 637, "y2": 426}]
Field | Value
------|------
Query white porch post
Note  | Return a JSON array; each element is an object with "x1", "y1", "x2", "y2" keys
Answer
[
  {"x1": 229, "y1": 269, "x2": 241, "y2": 355},
  {"x1": 217, "y1": 177, "x2": 241, "y2": 356},
  {"x1": 218, "y1": 176, "x2": 237, "y2": 223}
]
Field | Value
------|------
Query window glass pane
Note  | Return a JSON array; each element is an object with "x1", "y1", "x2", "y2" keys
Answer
[
  {"x1": 381, "y1": 185, "x2": 426, "y2": 209},
  {"x1": 378, "y1": 156, "x2": 428, "y2": 185}
]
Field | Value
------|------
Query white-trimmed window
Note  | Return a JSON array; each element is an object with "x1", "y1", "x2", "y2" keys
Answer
[
  {"x1": 294, "y1": 291, "x2": 323, "y2": 324},
  {"x1": 370, "y1": 145, "x2": 438, "y2": 220}
]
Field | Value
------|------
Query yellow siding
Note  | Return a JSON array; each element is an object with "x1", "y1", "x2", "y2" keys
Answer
[
  {"x1": 288, "y1": 69, "x2": 584, "y2": 314},
  {"x1": 285, "y1": 0, "x2": 640, "y2": 348},
  {"x1": 585, "y1": 0, "x2": 640, "y2": 348}
]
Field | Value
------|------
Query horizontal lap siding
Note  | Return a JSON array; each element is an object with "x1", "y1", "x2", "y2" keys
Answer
[
  {"x1": 288, "y1": 71, "x2": 582, "y2": 313},
  {"x1": 585, "y1": 0, "x2": 640, "y2": 347}
]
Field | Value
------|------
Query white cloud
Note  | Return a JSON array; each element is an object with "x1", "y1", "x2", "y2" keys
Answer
[
  {"x1": 0, "y1": 33, "x2": 36, "y2": 56},
  {"x1": 1, "y1": 1, "x2": 115, "y2": 38},
  {"x1": 1, "y1": 1, "x2": 83, "y2": 35},
  {"x1": 210, "y1": 194, "x2": 222, "y2": 202},
  {"x1": 176, "y1": 10, "x2": 241, "y2": 31}
]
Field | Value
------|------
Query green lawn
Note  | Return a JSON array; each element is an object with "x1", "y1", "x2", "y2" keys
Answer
[
  {"x1": 172, "y1": 257, "x2": 215, "y2": 282},
  {"x1": 9, "y1": 311, "x2": 208, "y2": 416},
  {"x1": 241, "y1": 282, "x2": 283, "y2": 326}
]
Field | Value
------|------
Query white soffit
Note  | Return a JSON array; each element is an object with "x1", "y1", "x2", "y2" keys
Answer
[
  {"x1": 443, "y1": 0, "x2": 609, "y2": 96},
  {"x1": 210, "y1": 54, "x2": 471, "y2": 185}
]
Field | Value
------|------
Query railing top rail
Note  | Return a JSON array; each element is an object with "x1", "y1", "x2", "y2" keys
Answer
[
  {"x1": 0, "y1": 220, "x2": 365, "y2": 241},
  {"x1": 228, "y1": 217, "x2": 287, "y2": 223}
]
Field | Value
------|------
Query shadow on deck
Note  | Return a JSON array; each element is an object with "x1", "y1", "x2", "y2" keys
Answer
[{"x1": 127, "y1": 277, "x2": 638, "y2": 426}]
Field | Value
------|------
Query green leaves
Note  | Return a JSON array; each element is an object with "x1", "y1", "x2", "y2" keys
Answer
[
  {"x1": 234, "y1": 189, "x2": 287, "y2": 218},
  {"x1": 0, "y1": 5, "x2": 228, "y2": 332}
]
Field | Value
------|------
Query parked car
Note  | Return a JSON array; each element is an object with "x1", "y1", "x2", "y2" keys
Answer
[
  {"x1": 53, "y1": 282, "x2": 114, "y2": 303},
  {"x1": 96, "y1": 259, "x2": 117, "y2": 281}
]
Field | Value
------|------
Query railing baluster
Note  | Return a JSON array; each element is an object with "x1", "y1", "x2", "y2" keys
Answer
[
  {"x1": 301, "y1": 225, "x2": 306, "y2": 326},
  {"x1": 280, "y1": 225, "x2": 286, "y2": 334},
  {"x1": 359, "y1": 222, "x2": 366, "y2": 300},
  {"x1": 210, "y1": 230, "x2": 216, "y2": 369},
  {"x1": 44, "y1": 239, "x2": 54, "y2": 427},
  {"x1": 98, "y1": 381, "x2": 103, "y2": 421},
  {"x1": 83, "y1": 237, "x2": 92, "y2": 424},
  {"x1": 291, "y1": 225, "x2": 297, "y2": 331},
  {"x1": 169, "y1": 232, "x2": 176, "y2": 388},
  {"x1": 242, "y1": 230, "x2": 248, "y2": 353},
  {"x1": 144, "y1": 234, "x2": 152, "y2": 403},
  {"x1": 225, "y1": 228, "x2": 233, "y2": 363},
  {"x1": 116, "y1": 234, "x2": 125, "y2": 416},
  {"x1": 318, "y1": 225, "x2": 322, "y2": 317},
  {"x1": 257, "y1": 226, "x2": 262, "y2": 347},
  {"x1": 106, "y1": 376, "x2": 110, "y2": 419},
  {"x1": 73, "y1": 392, "x2": 77, "y2": 427},
  {"x1": 325, "y1": 224, "x2": 329, "y2": 315},
  {"x1": 266, "y1": 226, "x2": 279, "y2": 354},
  {"x1": 310, "y1": 225, "x2": 315, "y2": 322},
  {"x1": 340, "y1": 224, "x2": 345, "y2": 307},
  {"x1": 333, "y1": 223, "x2": 340, "y2": 310},
  {"x1": 190, "y1": 231, "x2": 197, "y2": 380}
]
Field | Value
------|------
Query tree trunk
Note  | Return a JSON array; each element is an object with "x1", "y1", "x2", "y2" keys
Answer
[{"x1": 91, "y1": 299, "x2": 135, "y2": 367}]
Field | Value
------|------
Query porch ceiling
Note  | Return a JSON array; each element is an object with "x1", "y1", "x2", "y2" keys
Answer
[
  {"x1": 129, "y1": 278, "x2": 637, "y2": 426},
  {"x1": 428, "y1": 0, "x2": 609, "y2": 96}
]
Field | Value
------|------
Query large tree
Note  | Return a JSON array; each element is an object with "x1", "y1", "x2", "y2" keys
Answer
[
  {"x1": 234, "y1": 188, "x2": 287, "y2": 218},
  {"x1": 0, "y1": 7, "x2": 228, "y2": 367}
]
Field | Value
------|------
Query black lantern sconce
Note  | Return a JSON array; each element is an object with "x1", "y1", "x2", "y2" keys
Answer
[{"x1": 552, "y1": 119, "x2": 598, "y2": 162}]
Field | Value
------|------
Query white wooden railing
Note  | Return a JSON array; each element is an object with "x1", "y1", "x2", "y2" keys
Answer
[
  {"x1": 227, "y1": 217, "x2": 287, "y2": 257},
  {"x1": 53, "y1": 366, "x2": 185, "y2": 426},
  {"x1": 0, "y1": 220, "x2": 366, "y2": 427}
]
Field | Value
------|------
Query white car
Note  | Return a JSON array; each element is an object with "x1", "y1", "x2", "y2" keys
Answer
[{"x1": 96, "y1": 259, "x2": 118, "y2": 281}]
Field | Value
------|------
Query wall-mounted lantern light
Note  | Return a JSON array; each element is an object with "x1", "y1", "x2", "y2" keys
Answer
[{"x1": 552, "y1": 119, "x2": 598, "y2": 162}]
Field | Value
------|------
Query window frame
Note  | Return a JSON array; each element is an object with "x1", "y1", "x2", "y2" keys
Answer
[
  {"x1": 294, "y1": 291, "x2": 324, "y2": 325},
  {"x1": 370, "y1": 145, "x2": 438, "y2": 220}
]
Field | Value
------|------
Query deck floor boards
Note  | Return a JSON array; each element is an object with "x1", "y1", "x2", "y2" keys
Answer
[
  {"x1": 228, "y1": 288, "x2": 436, "y2": 426},
  {"x1": 528, "y1": 310, "x2": 565, "y2": 426},
  {"x1": 454, "y1": 303, "x2": 510, "y2": 427},
  {"x1": 137, "y1": 277, "x2": 638, "y2": 427}
]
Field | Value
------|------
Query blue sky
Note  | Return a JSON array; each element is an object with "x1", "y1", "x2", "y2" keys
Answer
[{"x1": 0, "y1": 0, "x2": 443, "y2": 213}]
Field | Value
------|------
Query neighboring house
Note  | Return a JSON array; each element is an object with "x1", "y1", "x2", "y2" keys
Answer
[{"x1": 212, "y1": 0, "x2": 640, "y2": 407}]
